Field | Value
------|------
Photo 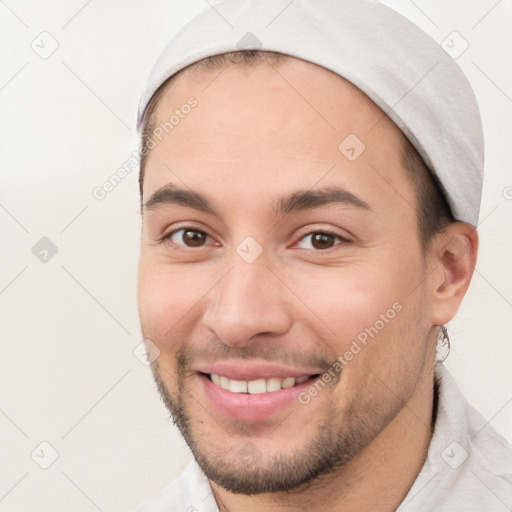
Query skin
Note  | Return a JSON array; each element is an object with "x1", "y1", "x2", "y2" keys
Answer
[{"x1": 138, "y1": 56, "x2": 478, "y2": 512}]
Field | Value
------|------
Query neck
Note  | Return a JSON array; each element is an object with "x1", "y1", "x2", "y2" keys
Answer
[{"x1": 211, "y1": 363, "x2": 436, "y2": 512}]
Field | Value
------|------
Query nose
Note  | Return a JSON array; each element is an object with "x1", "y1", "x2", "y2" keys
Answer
[{"x1": 202, "y1": 258, "x2": 293, "y2": 347}]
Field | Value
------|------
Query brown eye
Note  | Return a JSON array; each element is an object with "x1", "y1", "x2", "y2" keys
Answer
[
  {"x1": 311, "y1": 233, "x2": 336, "y2": 249},
  {"x1": 297, "y1": 232, "x2": 344, "y2": 250},
  {"x1": 170, "y1": 229, "x2": 209, "y2": 247}
]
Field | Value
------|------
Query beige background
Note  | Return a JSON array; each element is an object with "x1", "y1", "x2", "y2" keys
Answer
[{"x1": 0, "y1": 0, "x2": 511, "y2": 510}]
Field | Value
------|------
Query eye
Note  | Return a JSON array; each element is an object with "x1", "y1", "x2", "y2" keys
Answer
[
  {"x1": 296, "y1": 231, "x2": 347, "y2": 250},
  {"x1": 168, "y1": 228, "x2": 211, "y2": 247}
]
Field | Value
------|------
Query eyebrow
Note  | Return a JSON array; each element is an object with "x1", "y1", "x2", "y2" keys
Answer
[
  {"x1": 143, "y1": 184, "x2": 371, "y2": 216},
  {"x1": 273, "y1": 187, "x2": 371, "y2": 215},
  {"x1": 144, "y1": 184, "x2": 217, "y2": 214}
]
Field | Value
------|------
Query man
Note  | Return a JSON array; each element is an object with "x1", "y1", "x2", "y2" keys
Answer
[{"x1": 133, "y1": 1, "x2": 512, "y2": 510}]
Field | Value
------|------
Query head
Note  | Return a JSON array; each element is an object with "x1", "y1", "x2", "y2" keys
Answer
[{"x1": 137, "y1": 51, "x2": 477, "y2": 493}]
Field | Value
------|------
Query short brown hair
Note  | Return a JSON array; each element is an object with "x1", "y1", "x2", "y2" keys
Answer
[{"x1": 139, "y1": 50, "x2": 454, "y2": 250}]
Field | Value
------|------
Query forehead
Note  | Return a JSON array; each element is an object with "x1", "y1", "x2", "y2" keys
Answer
[{"x1": 143, "y1": 56, "x2": 413, "y2": 214}]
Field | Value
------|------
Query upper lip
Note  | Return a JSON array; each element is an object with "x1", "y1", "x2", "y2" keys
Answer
[{"x1": 194, "y1": 361, "x2": 322, "y2": 381}]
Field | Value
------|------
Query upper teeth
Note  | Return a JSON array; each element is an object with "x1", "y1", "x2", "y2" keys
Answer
[{"x1": 210, "y1": 374, "x2": 309, "y2": 394}]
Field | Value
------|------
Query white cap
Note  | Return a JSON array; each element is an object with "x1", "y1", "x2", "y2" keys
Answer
[{"x1": 137, "y1": 0, "x2": 484, "y2": 226}]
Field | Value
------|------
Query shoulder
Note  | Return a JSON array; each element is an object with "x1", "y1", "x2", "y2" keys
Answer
[
  {"x1": 435, "y1": 363, "x2": 512, "y2": 478},
  {"x1": 131, "y1": 460, "x2": 217, "y2": 512},
  {"x1": 399, "y1": 364, "x2": 512, "y2": 511}
]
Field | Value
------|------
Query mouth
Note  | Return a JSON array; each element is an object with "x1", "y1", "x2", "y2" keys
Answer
[
  {"x1": 194, "y1": 363, "x2": 325, "y2": 422},
  {"x1": 202, "y1": 372, "x2": 321, "y2": 394}
]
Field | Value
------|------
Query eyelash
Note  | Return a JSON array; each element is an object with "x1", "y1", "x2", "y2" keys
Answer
[
  {"x1": 158, "y1": 227, "x2": 215, "y2": 248},
  {"x1": 294, "y1": 229, "x2": 350, "y2": 251},
  {"x1": 159, "y1": 227, "x2": 351, "y2": 252}
]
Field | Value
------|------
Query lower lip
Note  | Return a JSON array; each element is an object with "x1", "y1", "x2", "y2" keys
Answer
[{"x1": 198, "y1": 373, "x2": 316, "y2": 422}]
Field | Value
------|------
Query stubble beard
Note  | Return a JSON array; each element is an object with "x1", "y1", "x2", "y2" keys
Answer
[{"x1": 149, "y1": 358, "x2": 412, "y2": 495}]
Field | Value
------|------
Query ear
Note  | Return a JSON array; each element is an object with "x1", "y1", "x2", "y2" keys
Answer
[{"x1": 429, "y1": 222, "x2": 479, "y2": 326}]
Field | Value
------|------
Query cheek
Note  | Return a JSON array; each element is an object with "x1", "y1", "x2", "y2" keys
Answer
[
  {"x1": 285, "y1": 269, "x2": 402, "y2": 342},
  {"x1": 291, "y1": 266, "x2": 430, "y2": 409},
  {"x1": 284, "y1": 253, "x2": 426, "y2": 353},
  {"x1": 137, "y1": 260, "x2": 206, "y2": 347}
]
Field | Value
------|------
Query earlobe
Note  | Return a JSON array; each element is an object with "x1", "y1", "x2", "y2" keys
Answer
[{"x1": 430, "y1": 222, "x2": 479, "y2": 326}]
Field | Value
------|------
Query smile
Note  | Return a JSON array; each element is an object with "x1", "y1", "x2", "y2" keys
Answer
[
  {"x1": 195, "y1": 362, "x2": 325, "y2": 421},
  {"x1": 206, "y1": 373, "x2": 317, "y2": 394}
]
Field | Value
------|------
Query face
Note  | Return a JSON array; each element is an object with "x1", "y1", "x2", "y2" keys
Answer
[{"x1": 138, "y1": 56, "x2": 435, "y2": 494}]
